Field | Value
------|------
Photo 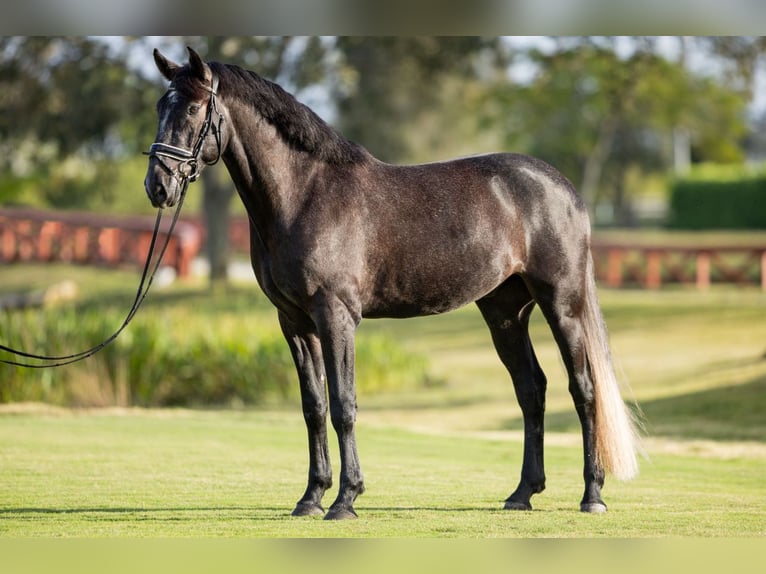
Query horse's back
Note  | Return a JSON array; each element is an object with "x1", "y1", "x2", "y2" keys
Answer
[
  {"x1": 357, "y1": 153, "x2": 589, "y2": 318},
  {"x1": 372, "y1": 152, "x2": 585, "y2": 221}
]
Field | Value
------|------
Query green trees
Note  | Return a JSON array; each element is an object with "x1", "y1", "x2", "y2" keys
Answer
[
  {"x1": 1, "y1": 37, "x2": 154, "y2": 162},
  {"x1": 479, "y1": 38, "x2": 749, "y2": 224},
  {"x1": 1, "y1": 37, "x2": 157, "y2": 209},
  {"x1": 333, "y1": 37, "x2": 509, "y2": 162}
]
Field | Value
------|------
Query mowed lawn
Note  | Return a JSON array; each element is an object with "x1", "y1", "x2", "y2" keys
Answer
[
  {"x1": 1, "y1": 264, "x2": 765, "y2": 537},
  {"x1": 0, "y1": 406, "x2": 763, "y2": 537}
]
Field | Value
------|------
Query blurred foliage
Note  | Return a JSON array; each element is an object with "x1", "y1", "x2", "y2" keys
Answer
[
  {"x1": 478, "y1": 39, "x2": 749, "y2": 224},
  {"x1": 0, "y1": 37, "x2": 157, "y2": 167},
  {"x1": 332, "y1": 37, "x2": 755, "y2": 226},
  {"x1": 0, "y1": 303, "x2": 430, "y2": 407},
  {"x1": 333, "y1": 37, "x2": 509, "y2": 162},
  {"x1": 0, "y1": 155, "x2": 191, "y2": 214}
]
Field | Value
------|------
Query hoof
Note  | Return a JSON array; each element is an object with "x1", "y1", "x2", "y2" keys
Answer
[
  {"x1": 291, "y1": 501, "x2": 325, "y2": 517},
  {"x1": 504, "y1": 500, "x2": 533, "y2": 511},
  {"x1": 324, "y1": 506, "x2": 358, "y2": 520},
  {"x1": 580, "y1": 502, "x2": 608, "y2": 514}
]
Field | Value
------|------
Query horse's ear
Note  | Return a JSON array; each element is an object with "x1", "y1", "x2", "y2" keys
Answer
[
  {"x1": 153, "y1": 48, "x2": 179, "y2": 81},
  {"x1": 187, "y1": 46, "x2": 212, "y2": 86}
]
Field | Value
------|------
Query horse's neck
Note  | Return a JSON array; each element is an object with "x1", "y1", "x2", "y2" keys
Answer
[{"x1": 221, "y1": 104, "x2": 312, "y2": 240}]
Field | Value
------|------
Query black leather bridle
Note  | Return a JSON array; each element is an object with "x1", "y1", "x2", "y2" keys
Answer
[
  {"x1": 0, "y1": 77, "x2": 224, "y2": 369},
  {"x1": 144, "y1": 74, "x2": 224, "y2": 184}
]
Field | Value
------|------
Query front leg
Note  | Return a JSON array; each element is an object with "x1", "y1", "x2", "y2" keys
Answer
[
  {"x1": 279, "y1": 312, "x2": 332, "y2": 517},
  {"x1": 313, "y1": 297, "x2": 365, "y2": 520}
]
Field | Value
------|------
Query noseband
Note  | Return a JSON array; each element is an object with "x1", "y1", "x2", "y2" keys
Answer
[{"x1": 145, "y1": 74, "x2": 224, "y2": 184}]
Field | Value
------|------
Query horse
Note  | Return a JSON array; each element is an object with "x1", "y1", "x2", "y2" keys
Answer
[{"x1": 144, "y1": 47, "x2": 640, "y2": 520}]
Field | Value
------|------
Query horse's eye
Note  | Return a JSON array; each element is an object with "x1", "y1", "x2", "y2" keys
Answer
[{"x1": 187, "y1": 104, "x2": 201, "y2": 116}]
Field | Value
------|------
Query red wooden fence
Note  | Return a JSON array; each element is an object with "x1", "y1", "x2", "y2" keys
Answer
[
  {"x1": 0, "y1": 208, "x2": 202, "y2": 277},
  {"x1": 591, "y1": 239, "x2": 766, "y2": 290}
]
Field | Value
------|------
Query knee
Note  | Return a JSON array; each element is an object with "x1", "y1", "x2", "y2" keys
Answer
[
  {"x1": 303, "y1": 401, "x2": 327, "y2": 428},
  {"x1": 329, "y1": 403, "x2": 356, "y2": 433}
]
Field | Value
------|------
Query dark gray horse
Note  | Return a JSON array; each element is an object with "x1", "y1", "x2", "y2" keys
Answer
[{"x1": 144, "y1": 47, "x2": 639, "y2": 520}]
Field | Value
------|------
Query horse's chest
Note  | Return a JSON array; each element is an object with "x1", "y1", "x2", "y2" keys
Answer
[{"x1": 256, "y1": 239, "x2": 361, "y2": 310}]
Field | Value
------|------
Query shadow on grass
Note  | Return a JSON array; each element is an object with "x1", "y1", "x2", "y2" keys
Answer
[
  {"x1": 0, "y1": 507, "x2": 264, "y2": 515},
  {"x1": 502, "y1": 374, "x2": 766, "y2": 443},
  {"x1": 0, "y1": 506, "x2": 301, "y2": 524},
  {"x1": 0, "y1": 505, "x2": 508, "y2": 518},
  {"x1": 635, "y1": 375, "x2": 766, "y2": 442}
]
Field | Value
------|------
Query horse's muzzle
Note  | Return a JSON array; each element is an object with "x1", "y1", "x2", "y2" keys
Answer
[{"x1": 144, "y1": 169, "x2": 179, "y2": 209}]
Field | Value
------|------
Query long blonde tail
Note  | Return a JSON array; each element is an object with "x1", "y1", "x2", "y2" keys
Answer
[{"x1": 581, "y1": 254, "x2": 641, "y2": 481}]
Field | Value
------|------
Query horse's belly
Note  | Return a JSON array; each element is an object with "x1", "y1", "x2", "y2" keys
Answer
[{"x1": 362, "y1": 262, "x2": 509, "y2": 319}]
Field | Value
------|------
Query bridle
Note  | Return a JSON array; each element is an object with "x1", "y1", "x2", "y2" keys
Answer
[
  {"x1": 144, "y1": 74, "x2": 224, "y2": 184},
  {"x1": 0, "y1": 76, "x2": 224, "y2": 369}
]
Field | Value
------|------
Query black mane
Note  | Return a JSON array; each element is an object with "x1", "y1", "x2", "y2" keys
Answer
[{"x1": 201, "y1": 62, "x2": 367, "y2": 165}]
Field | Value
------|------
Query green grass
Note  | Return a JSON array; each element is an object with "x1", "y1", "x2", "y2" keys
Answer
[
  {"x1": 0, "y1": 407, "x2": 763, "y2": 537},
  {"x1": 1, "y1": 263, "x2": 765, "y2": 537}
]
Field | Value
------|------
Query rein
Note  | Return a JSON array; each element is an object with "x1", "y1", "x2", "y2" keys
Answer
[
  {"x1": 0, "y1": 75, "x2": 222, "y2": 369},
  {"x1": 0, "y1": 188, "x2": 187, "y2": 368}
]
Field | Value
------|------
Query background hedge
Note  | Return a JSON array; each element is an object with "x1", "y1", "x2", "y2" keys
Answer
[{"x1": 669, "y1": 172, "x2": 766, "y2": 229}]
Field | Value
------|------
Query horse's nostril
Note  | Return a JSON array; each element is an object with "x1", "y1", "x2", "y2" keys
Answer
[
  {"x1": 145, "y1": 180, "x2": 168, "y2": 207},
  {"x1": 155, "y1": 187, "x2": 167, "y2": 203}
]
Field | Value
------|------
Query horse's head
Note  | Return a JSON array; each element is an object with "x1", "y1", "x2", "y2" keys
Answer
[{"x1": 144, "y1": 47, "x2": 224, "y2": 208}]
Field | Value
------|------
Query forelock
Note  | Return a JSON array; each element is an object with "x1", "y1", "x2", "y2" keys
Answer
[{"x1": 169, "y1": 66, "x2": 210, "y2": 101}]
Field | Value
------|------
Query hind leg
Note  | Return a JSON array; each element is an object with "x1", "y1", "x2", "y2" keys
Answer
[
  {"x1": 524, "y1": 276, "x2": 607, "y2": 513},
  {"x1": 477, "y1": 276, "x2": 548, "y2": 511}
]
